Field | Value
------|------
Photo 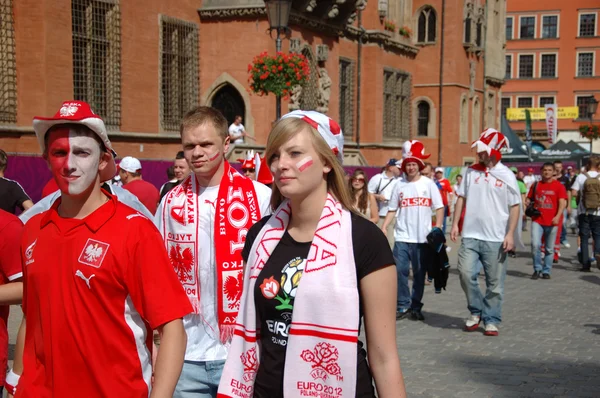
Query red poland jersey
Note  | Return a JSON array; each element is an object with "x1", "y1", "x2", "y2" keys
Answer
[{"x1": 17, "y1": 193, "x2": 192, "y2": 398}]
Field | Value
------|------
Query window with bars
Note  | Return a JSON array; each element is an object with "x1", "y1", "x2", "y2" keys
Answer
[
  {"x1": 519, "y1": 54, "x2": 534, "y2": 78},
  {"x1": 577, "y1": 96, "x2": 593, "y2": 119},
  {"x1": 578, "y1": 53, "x2": 594, "y2": 77},
  {"x1": 506, "y1": 17, "x2": 513, "y2": 40},
  {"x1": 539, "y1": 97, "x2": 555, "y2": 107},
  {"x1": 542, "y1": 15, "x2": 558, "y2": 38},
  {"x1": 517, "y1": 97, "x2": 533, "y2": 108},
  {"x1": 160, "y1": 16, "x2": 199, "y2": 132},
  {"x1": 338, "y1": 59, "x2": 354, "y2": 139},
  {"x1": 383, "y1": 69, "x2": 411, "y2": 141},
  {"x1": 520, "y1": 16, "x2": 535, "y2": 39},
  {"x1": 72, "y1": 0, "x2": 121, "y2": 128},
  {"x1": 417, "y1": 102, "x2": 429, "y2": 137},
  {"x1": 417, "y1": 7, "x2": 436, "y2": 43},
  {"x1": 0, "y1": 0, "x2": 16, "y2": 123},
  {"x1": 501, "y1": 97, "x2": 511, "y2": 117},
  {"x1": 505, "y1": 55, "x2": 512, "y2": 79},
  {"x1": 579, "y1": 14, "x2": 596, "y2": 37},
  {"x1": 540, "y1": 54, "x2": 556, "y2": 78}
]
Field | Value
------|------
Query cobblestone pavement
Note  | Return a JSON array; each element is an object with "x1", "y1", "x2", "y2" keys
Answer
[
  {"x1": 391, "y1": 230, "x2": 600, "y2": 398},
  {"x1": 6, "y1": 231, "x2": 600, "y2": 398}
]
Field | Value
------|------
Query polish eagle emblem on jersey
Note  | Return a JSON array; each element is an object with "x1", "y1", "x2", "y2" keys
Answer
[
  {"x1": 169, "y1": 243, "x2": 194, "y2": 282},
  {"x1": 224, "y1": 271, "x2": 244, "y2": 310},
  {"x1": 59, "y1": 103, "x2": 79, "y2": 117},
  {"x1": 78, "y1": 239, "x2": 110, "y2": 268}
]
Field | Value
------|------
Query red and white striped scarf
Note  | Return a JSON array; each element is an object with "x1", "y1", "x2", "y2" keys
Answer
[{"x1": 217, "y1": 194, "x2": 359, "y2": 398}]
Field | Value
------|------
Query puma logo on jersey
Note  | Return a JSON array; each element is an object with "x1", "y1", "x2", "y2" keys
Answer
[{"x1": 75, "y1": 270, "x2": 96, "y2": 289}]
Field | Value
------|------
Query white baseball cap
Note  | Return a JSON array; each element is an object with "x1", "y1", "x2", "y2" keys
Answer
[
  {"x1": 435, "y1": 167, "x2": 444, "y2": 173},
  {"x1": 119, "y1": 156, "x2": 142, "y2": 174}
]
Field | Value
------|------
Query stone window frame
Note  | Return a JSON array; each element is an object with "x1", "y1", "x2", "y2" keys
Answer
[
  {"x1": 505, "y1": 16, "x2": 514, "y2": 40},
  {"x1": 412, "y1": 96, "x2": 436, "y2": 138},
  {"x1": 539, "y1": 52, "x2": 558, "y2": 78},
  {"x1": 300, "y1": 45, "x2": 319, "y2": 111},
  {"x1": 0, "y1": 0, "x2": 17, "y2": 123},
  {"x1": 541, "y1": 14, "x2": 559, "y2": 39},
  {"x1": 471, "y1": 95, "x2": 481, "y2": 141},
  {"x1": 578, "y1": 12, "x2": 597, "y2": 38},
  {"x1": 505, "y1": 53, "x2": 513, "y2": 79},
  {"x1": 338, "y1": 57, "x2": 355, "y2": 139},
  {"x1": 575, "y1": 95, "x2": 597, "y2": 120},
  {"x1": 517, "y1": 53, "x2": 535, "y2": 79},
  {"x1": 415, "y1": 5, "x2": 437, "y2": 44},
  {"x1": 459, "y1": 94, "x2": 469, "y2": 143},
  {"x1": 382, "y1": 67, "x2": 411, "y2": 142},
  {"x1": 518, "y1": 15, "x2": 536, "y2": 39},
  {"x1": 72, "y1": 0, "x2": 121, "y2": 129},
  {"x1": 463, "y1": 2, "x2": 474, "y2": 45},
  {"x1": 576, "y1": 51, "x2": 595, "y2": 77},
  {"x1": 516, "y1": 96, "x2": 534, "y2": 108},
  {"x1": 159, "y1": 15, "x2": 199, "y2": 132}
]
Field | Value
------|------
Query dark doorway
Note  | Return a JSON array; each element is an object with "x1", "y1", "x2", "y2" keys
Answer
[{"x1": 211, "y1": 84, "x2": 245, "y2": 127}]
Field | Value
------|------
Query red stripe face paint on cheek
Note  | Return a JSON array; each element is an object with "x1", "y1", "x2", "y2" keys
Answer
[
  {"x1": 208, "y1": 151, "x2": 221, "y2": 161},
  {"x1": 296, "y1": 156, "x2": 313, "y2": 172}
]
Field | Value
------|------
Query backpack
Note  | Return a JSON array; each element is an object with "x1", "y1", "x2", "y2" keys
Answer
[{"x1": 582, "y1": 172, "x2": 600, "y2": 210}]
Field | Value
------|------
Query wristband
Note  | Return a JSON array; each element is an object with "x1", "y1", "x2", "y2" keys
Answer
[{"x1": 5, "y1": 369, "x2": 20, "y2": 395}]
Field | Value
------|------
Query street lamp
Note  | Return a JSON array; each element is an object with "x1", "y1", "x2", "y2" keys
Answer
[
  {"x1": 587, "y1": 96, "x2": 599, "y2": 122},
  {"x1": 265, "y1": 0, "x2": 293, "y2": 120}
]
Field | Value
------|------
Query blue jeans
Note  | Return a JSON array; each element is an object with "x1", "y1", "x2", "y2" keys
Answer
[
  {"x1": 393, "y1": 242, "x2": 427, "y2": 312},
  {"x1": 174, "y1": 360, "x2": 226, "y2": 398},
  {"x1": 457, "y1": 238, "x2": 507, "y2": 325},
  {"x1": 578, "y1": 214, "x2": 600, "y2": 267},
  {"x1": 531, "y1": 222, "x2": 557, "y2": 275}
]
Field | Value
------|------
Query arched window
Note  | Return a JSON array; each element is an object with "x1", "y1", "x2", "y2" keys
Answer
[
  {"x1": 472, "y1": 97, "x2": 481, "y2": 141},
  {"x1": 460, "y1": 97, "x2": 468, "y2": 143},
  {"x1": 417, "y1": 101, "x2": 430, "y2": 136},
  {"x1": 417, "y1": 7, "x2": 436, "y2": 43}
]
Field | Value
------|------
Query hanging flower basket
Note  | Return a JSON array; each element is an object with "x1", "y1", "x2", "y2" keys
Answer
[
  {"x1": 247, "y1": 51, "x2": 310, "y2": 98},
  {"x1": 579, "y1": 124, "x2": 600, "y2": 140},
  {"x1": 384, "y1": 20, "x2": 396, "y2": 32},
  {"x1": 399, "y1": 26, "x2": 412, "y2": 38}
]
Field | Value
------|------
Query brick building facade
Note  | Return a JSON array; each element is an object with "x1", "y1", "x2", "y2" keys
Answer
[
  {"x1": 503, "y1": 0, "x2": 600, "y2": 151},
  {"x1": 0, "y1": 0, "x2": 506, "y2": 167}
]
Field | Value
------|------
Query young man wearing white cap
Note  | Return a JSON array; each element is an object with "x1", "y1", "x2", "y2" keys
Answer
[
  {"x1": 451, "y1": 128, "x2": 523, "y2": 337},
  {"x1": 382, "y1": 140, "x2": 444, "y2": 321},
  {"x1": 7, "y1": 100, "x2": 191, "y2": 397},
  {"x1": 155, "y1": 106, "x2": 271, "y2": 398},
  {"x1": 119, "y1": 156, "x2": 160, "y2": 214}
]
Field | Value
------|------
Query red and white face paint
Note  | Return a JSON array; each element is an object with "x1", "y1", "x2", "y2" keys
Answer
[
  {"x1": 46, "y1": 128, "x2": 102, "y2": 196},
  {"x1": 295, "y1": 156, "x2": 313, "y2": 172}
]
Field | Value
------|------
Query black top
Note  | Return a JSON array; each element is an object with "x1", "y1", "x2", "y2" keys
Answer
[
  {"x1": 159, "y1": 181, "x2": 180, "y2": 201},
  {"x1": 557, "y1": 174, "x2": 572, "y2": 191},
  {"x1": 242, "y1": 212, "x2": 394, "y2": 398},
  {"x1": 0, "y1": 177, "x2": 31, "y2": 214}
]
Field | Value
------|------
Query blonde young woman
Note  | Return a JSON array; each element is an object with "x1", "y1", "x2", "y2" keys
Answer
[
  {"x1": 218, "y1": 111, "x2": 405, "y2": 398},
  {"x1": 349, "y1": 169, "x2": 379, "y2": 223}
]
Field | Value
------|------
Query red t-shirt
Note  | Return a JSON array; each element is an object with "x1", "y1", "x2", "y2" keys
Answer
[
  {"x1": 437, "y1": 178, "x2": 452, "y2": 206},
  {"x1": 527, "y1": 179, "x2": 568, "y2": 226},
  {"x1": 123, "y1": 179, "x2": 160, "y2": 215},
  {"x1": 0, "y1": 209, "x2": 24, "y2": 386},
  {"x1": 41, "y1": 178, "x2": 59, "y2": 199},
  {"x1": 18, "y1": 194, "x2": 192, "y2": 397}
]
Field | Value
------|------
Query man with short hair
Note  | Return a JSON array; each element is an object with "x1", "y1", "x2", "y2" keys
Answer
[
  {"x1": 526, "y1": 163, "x2": 567, "y2": 279},
  {"x1": 8, "y1": 100, "x2": 191, "y2": 397},
  {"x1": 382, "y1": 140, "x2": 444, "y2": 321},
  {"x1": 368, "y1": 158, "x2": 401, "y2": 246},
  {"x1": 155, "y1": 106, "x2": 271, "y2": 398},
  {"x1": 434, "y1": 167, "x2": 453, "y2": 233},
  {"x1": 451, "y1": 129, "x2": 522, "y2": 337},
  {"x1": 159, "y1": 151, "x2": 190, "y2": 201},
  {"x1": 0, "y1": 149, "x2": 34, "y2": 214},
  {"x1": 571, "y1": 155, "x2": 600, "y2": 272},
  {"x1": 228, "y1": 115, "x2": 253, "y2": 144},
  {"x1": 118, "y1": 156, "x2": 160, "y2": 214}
]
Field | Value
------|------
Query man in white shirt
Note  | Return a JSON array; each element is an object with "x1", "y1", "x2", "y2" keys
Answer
[
  {"x1": 368, "y1": 158, "x2": 400, "y2": 247},
  {"x1": 155, "y1": 107, "x2": 271, "y2": 398},
  {"x1": 570, "y1": 155, "x2": 600, "y2": 272},
  {"x1": 451, "y1": 129, "x2": 522, "y2": 337},
  {"x1": 228, "y1": 115, "x2": 252, "y2": 144},
  {"x1": 523, "y1": 167, "x2": 537, "y2": 191},
  {"x1": 382, "y1": 140, "x2": 444, "y2": 321}
]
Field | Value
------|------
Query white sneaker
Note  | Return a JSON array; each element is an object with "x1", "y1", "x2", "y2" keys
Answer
[
  {"x1": 464, "y1": 315, "x2": 481, "y2": 332},
  {"x1": 484, "y1": 323, "x2": 499, "y2": 336},
  {"x1": 562, "y1": 242, "x2": 571, "y2": 248}
]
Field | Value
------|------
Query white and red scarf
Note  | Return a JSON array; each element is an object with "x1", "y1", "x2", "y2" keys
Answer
[
  {"x1": 218, "y1": 194, "x2": 359, "y2": 398},
  {"x1": 159, "y1": 161, "x2": 260, "y2": 342}
]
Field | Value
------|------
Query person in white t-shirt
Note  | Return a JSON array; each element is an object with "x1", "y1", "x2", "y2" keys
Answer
[
  {"x1": 228, "y1": 115, "x2": 252, "y2": 144},
  {"x1": 155, "y1": 107, "x2": 271, "y2": 398},
  {"x1": 382, "y1": 140, "x2": 444, "y2": 321},
  {"x1": 451, "y1": 129, "x2": 522, "y2": 337},
  {"x1": 570, "y1": 155, "x2": 600, "y2": 272},
  {"x1": 368, "y1": 159, "x2": 400, "y2": 247}
]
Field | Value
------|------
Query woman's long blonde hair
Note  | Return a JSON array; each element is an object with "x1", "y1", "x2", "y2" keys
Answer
[{"x1": 264, "y1": 117, "x2": 356, "y2": 213}]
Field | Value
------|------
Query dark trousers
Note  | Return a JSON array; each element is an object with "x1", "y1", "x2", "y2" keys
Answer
[{"x1": 578, "y1": 213, "x2": 600, "y2": 268}]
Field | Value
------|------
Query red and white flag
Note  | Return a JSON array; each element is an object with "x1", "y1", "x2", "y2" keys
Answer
[{"x1": 545, "y1": 104, "x2": 557, "y2": 144}]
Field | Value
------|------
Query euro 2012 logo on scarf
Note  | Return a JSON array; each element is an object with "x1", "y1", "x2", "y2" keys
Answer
[
  {"x1": 300, "y1": 342, "x2": 343, "y2": 381},
  {"x1": 240, "y1": 347, "x2": 258, "y2": 382}
]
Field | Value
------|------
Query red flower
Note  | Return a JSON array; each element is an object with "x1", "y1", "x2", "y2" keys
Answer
[{"x1": 286, "y1": 81, "x2": 291, "y2": 86}]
